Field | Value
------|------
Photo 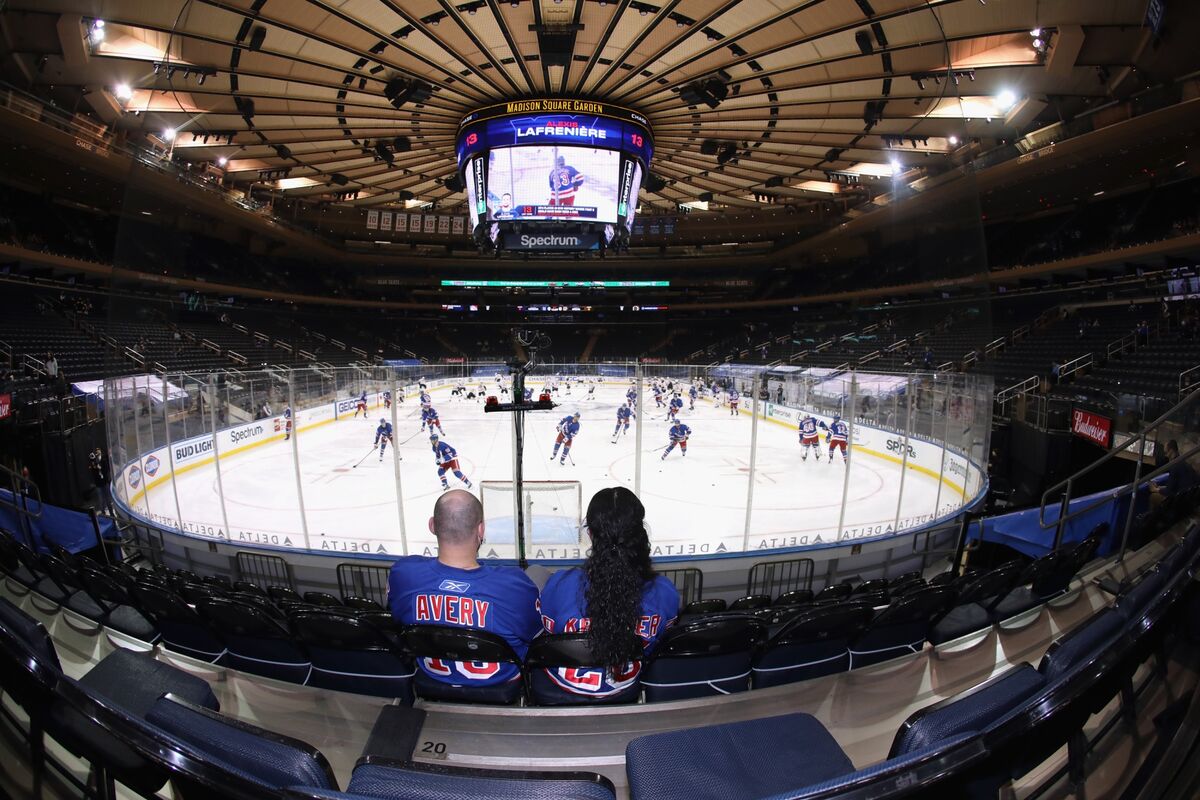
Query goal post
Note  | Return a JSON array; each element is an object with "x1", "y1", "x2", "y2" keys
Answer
[{"x1": 480, "y1": 480, "x2": 584, "y2": 546}]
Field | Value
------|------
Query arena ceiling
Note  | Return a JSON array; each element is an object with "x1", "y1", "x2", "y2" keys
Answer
[{"x1": 0, "y1": 0, "x2": 1182, "y2": 218}]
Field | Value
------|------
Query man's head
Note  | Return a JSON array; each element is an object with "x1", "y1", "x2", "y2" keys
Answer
[
  {"x1": 429, "y1": 489, "x2": 484, "y2": 553},
  {"x1": 555, "y1": 155, "x2": 565, "y2": 167},
  {"x1": 1167, "y1": 439, "x2": 1180, "y2": 459},
  {"x1": 501, "y1": 192, "x2": 512, "y2": 209}
]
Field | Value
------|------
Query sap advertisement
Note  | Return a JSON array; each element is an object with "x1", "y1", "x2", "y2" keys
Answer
[
  {"x1": 458, "y1": 113, "x2": 652, "y2": 166},
  {"x1": 486, "y1": 146, "x2": 621, "y2": 223}
]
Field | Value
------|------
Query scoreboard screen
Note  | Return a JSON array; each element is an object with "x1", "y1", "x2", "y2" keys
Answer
[{"x1": 486, "y1": 146, "x2": 620, "y2": 223}]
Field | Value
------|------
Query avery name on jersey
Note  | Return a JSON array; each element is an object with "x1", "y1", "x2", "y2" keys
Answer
[{"x1": 414, "y1": 594, "x2": 491, "y2": 627}]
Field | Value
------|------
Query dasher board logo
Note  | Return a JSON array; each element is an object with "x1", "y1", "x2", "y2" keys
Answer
[
  {"x1": 127, "y1": 465, "x2": 142, "y2": 489},
  {"x1": 1071, "y1": 408, "x2": 1112, "y2": 448},
  {"x1": 144, "y1": 455, "x2": 161, "y2": 477}
]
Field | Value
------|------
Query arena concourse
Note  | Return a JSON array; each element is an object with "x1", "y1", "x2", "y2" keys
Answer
[{"x1": 1, "y1": 1, "x2": 1200, "y2": 798}]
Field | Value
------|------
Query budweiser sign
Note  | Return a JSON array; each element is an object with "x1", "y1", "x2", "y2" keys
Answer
[
  {"x1": 0, "y1": 393, "x2": 10, "y2": 420},
  {"x1": 1071, "y1": 408, "x2": 1112, "y2": 448}
]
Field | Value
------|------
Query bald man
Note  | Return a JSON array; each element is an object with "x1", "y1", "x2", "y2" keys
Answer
[{"x1": 387, "y1": 490, "x2": 540, "y2": 698}]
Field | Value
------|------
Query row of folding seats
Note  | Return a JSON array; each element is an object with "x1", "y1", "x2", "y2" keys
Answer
[{"x1": 624, "y1": 521, "x2": 1200, "y2": 800}]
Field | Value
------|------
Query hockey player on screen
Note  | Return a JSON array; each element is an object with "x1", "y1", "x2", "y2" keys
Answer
[
  {"x1": 430, "y1": 433, "x2": 472, "y2": 490},
  {"x1": 661, "y1": 420, "x2": 691, "y2": 460},
  {"x1": 824, "y1": 414, "x2": 850, "y2": 465},
  {"x1": 375, "y1": 418, "x2": 395, "y2": 462},
  {"x1": 550, "y1": 412, "x2": 581, "y2": 465},
  {"x1": 612, "y1": 404, "x2": 634, "y2": 442},
  {"x1": 667, "y1": 393, "x2": 683, "y2": 422},
  {"x1": 548, "y1": 155, "x2": 584, "y2": 206},
  {"x1": 798, "y1": 413, "x2": 822, "y2": 462},
  {"x1": 354, "y1": 391, "x2": 369, "y2": 419},
  {"x1": 688, "y1": 384, "x2": 698, "y2": 410},
  {"x1": 421, "y1": 405, "x2": 445, "y2": 435},
  {"x1": 383, "y1": 390, "x2": 392, "y2": 410},
  {"x1": 728, "y1": 388, "x2": 740, "y2": 416}
]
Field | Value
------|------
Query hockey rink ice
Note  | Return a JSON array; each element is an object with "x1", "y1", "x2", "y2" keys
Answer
[{"x1": 141, "y1": 382, "x2": 969, "y2": 561}]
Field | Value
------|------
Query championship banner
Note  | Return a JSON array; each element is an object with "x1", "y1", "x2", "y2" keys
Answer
[
  {"x1": 366, "y1": 209, "x2": 379, "y2": 229},
  {"x1": 1071, "y1": 408, "x2": 1112, "y2": 448},
  {"x1": 379, "y1": 211, "x2": 392, "y2": 231}
]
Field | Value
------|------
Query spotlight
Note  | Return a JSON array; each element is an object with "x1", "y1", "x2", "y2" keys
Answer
[
  {"x1": 1030, "y1": 27, "x2": 1042, "y2": 37},
  {"x1": 997, "y1": 89, "x2": 1017, "y2": 110},
  {"x1": 1032, "y1": 38, "x2": 1044, "y2": 49},
  {"x1": 163, "y1": 128, "x2": 176, "y2": 141},
  {"x1": 217, "y1": 156, "x2": 228, "y2": 167},
  {"x1": 89, "y1": 20, "x2": 105, "y2": 44},
  {"x1": 114, "y1": 83, "x2": 132, "y2": 101},
  {"x1": 889, "y1": 159, "x2": 901, "y2": 174},
  {"x1": 948, "y1": 135, "x2": 959, "y2": 145}
]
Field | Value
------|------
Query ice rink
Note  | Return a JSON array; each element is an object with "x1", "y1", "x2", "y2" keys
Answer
[{"x1": 145, "y1": 382, "x2": 967, "y2": 561}]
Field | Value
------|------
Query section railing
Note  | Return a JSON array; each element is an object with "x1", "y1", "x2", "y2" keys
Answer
[{"x1": 1180, "y1": 364, "x2": 1200, "y2": 398}]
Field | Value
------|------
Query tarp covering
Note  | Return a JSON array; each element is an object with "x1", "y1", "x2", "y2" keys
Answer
[
  {"x1": 965, "y1": 485, "x2": 1141, "y2": 557},
  {"x1": 0, "y1": 488, "x2": 119, "y2": 554}
]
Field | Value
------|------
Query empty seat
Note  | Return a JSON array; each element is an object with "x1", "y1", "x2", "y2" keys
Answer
[
  {"x1": 304, "y1": 591, "x2": 345, "y2": 608},
  {"x1": 196, "y1": 597, "x2": 311, "y2": 683},
  {"x1": 342, "y1": 596, "x2": 384, "y2": 612},
  {"x1": 642, "y1": 617, "x2": 768, "y2": 701},
  {"x1": 928, "y1": 563, "x2": 1023, "y2": 645},
  {"x1": 133, "y1": 583, "x2": 227, "y2": 662},
  {"x1": 728, "y1": 594, "x2": 771, "y2": 611},
  {"x1": 77, "y1": 566, "x2": 159, "y2": 642},
  {"x1": 849, "y1": 586, "x2": 955, "y2": 669},
  {"x1": 774, "y1": 589, "x2": 813, "y2": 607},
  {"x1": 626, "y1": 713, "x2": 854, "y2": 800},
  {"x1": 1038, "y1": 608, "x2": 1125, "y2": 685},
  {"x1": 269, "y1": 585, "x2": 304, "y2": 603},
  {"x1": 813, "y1": 583, "x2": 852, "y2": 603},
  {"x1": 681, "y1": 598, "x2": 726, "y2": 615},
  {"x1": 752, "y1": 601, "x2": 874, "y2": 689},
  {"x1": 291, "y1": 610, "x2": 414, "y2": 701}
]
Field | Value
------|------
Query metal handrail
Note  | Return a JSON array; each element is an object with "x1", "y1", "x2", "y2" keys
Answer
[
  {"x1": 1057, "y1": 352, "x2": 1093, "y2": 381},
  {"x1": 1038, "y1": 386, "x2": 1200, "y2": 553},
  {"x1": 1107, "y1": 331, "x2": 1138, "y2": 359},
  {"x1": 1179, "y1": 363, "x2": 1200, "y2": 398},
  {"x1": 996, "y1": 375, "x2": 1040, "y2": 403},
  {"x1": 0, "y1": 463, "x2": 44, "y2": 549}
]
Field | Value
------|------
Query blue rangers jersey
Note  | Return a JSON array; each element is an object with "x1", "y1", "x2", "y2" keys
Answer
[
  {"x1": 689, "y1": 386, "x2": 698, "y2": 398},
  {"x1": 536, "y1": 569, "x2": 678, "y2": 697},
  {"x1": 421, "y1": 407, "x2": 440, "y2": 423},
  {"x1": 799, "y1": 416, "x2": 819, "y2": 438},
  {"x1": 669, "y1": 396, "x2": 683, "y2": 410},
  {"x1": 419, "y1": 391, "x2": 431, "y2": 406},
  {"x1": 557, "y1": 415, "x2": 581, "y2": 440},
  {"x1": 616, "y1": 405, "x2": 633, "y2": 422},
  {"x1": 729, "y1": 389, "x2": 740, "y2": 402},
  {"x1": 829, "y1": 419, "x2": 849, "y2": 442},
  {"x1": 374, "y1": 421, "x2": 393, "y2": 444},
  {"x1": 432, "y1": 440, "x2": 458, "y2": 463},
  {"x1": 669, "y1": 422, "x2": 691, "y2": 442},
  {"x1": 388, "y1": 556, "x2": 540, "y2": 686}
]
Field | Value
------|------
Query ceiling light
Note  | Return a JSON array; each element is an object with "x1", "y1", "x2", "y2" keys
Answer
[
  {"x1": 948, "y1": 135, "x2": 959, "y2": 145},
  {"x1": 997, "y1": 89, "x2": 1017, "y2": 110},
  {"x1": 113, "y1": 83, "x2": 132, "y2": 100},
  {"x1": 1032, "y1": 38, "x2": 1045, "y2": 49},
  {"x1": 889, "y1": 159, "x2": 901, "y2": 174},
  {"x1": 217, "y1": 156, "x2": 228, "y2": 167},
  {"x1": 1030, "y1": 28, "x2": 1042, "y2": 37},
  {"x1": 163, "y1": 128, "x2": 176, "y2": 141}
]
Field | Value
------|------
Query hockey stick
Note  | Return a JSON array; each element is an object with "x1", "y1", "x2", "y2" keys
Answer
[
  {"x1": 351, "y1": 446, "x2": 378, "y2": 469},
  {"x1": 398, "y1": 427, "x2": 428, "y2": 446}
]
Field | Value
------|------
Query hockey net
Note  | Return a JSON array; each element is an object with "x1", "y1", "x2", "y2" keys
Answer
[{"x1": 480, "y1": 480, "x2": 584, "y2": 545}]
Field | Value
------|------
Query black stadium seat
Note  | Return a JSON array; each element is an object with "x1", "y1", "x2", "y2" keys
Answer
[
  {"x1": 132, "y1": 583, "x2": 228, "y2": 662},
  {"x1": 642, "y1": 616, "x2": 767, "y2": 701},
  {"x1": 928, "y1": 562, "x2": 1023, "y2": 645},
  {"x1": 681, "y1": 598, "x2": 725, "y2": 615},
  {"x1": 849, "y1": 585, "x2": 955, "y2": 669},
  {"x1": 290, "y1": 610, "x2": 415, "y2": 702},
  {"x1": 402, "y1": 625, "x2": 524, "y2": 705},
  {"x1": 195, "y1": 597, "x2": 311, "y2": 683},
  {"x1": 752, "y1": 601, "x2": 875, "y2": 689},
  {"x1": 525, "y1": 633, "x2": 641, "y2": 706},
  {"x1": 728, "y1": 594, "x2": 771, "y2": 611}
]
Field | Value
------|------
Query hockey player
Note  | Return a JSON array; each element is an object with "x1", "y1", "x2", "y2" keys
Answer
[
  {"x1": 383, "y1": 390, "x2": 392, "y2": 410},
  {"x1": 667, "y1": 393, "x2": 684, "y2": 422},
  {"x1": 283, "y1": 406, "x2": 293, "y2": 441},
  {"x1": 826, "y1": 414, "x2": 850, "y2": 464},
  {"x1": 688, "y1": 384, "x2": 698, "y2": 410},
  {"x1": 728, "y1": 388, "x2": 740, "y2": 416},
  {"x1": 375, "y1": 418, "x2": 395, "y2": 461},
  {"x1": 653, "y1": 383, "x2": 665, "y2": 408},
  {"x1": 430, "y1": 433, "x2": 472, "y2": 490},
  {"x1": 798, "y1": 413, "x2": 822, "y2": 462},
  {"x1": 661, "y1": 420, "x2": 691, "y2": 460},
  {"x1": 421, "y1": 405, "x2": 445, "y2": 435},
  {"x1": 354, "y1": 390, "x2": 369, "y2": 419},
  {"x1": 626, "y1": 385, "x2": 637, "y2": 408},
  {"x1": 586, "y1": 383, "x2": 596, "y2": 401},
  {"x1": 523, "y1": 386, "x2": 533, "y2": 402},
  {"x1": 550, "y1": 412, "x2": 581, "y2": 464},
  {"x1": 419, "y1": 390, "x2": 432, "y2": 408},
  {"x1": 612, "y1": 404, "x2": 634, "y2": 442}
]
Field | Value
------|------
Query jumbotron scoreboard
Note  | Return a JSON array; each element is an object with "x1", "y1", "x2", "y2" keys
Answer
[{"x1": 457, "y1": 99, "x2": 653, "y2": 254}]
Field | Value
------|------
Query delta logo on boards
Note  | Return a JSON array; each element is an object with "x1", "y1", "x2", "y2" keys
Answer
[
  {"x1": 1071, "y1": 408, "x2": 1112, "y2": 449},
  {"x1": 144, "y1": 455, "x2": 160, "y2": 477}
]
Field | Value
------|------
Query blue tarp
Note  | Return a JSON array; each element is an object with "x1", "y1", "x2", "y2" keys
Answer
[
  {"x1": 965, "y1": 485, "x2": 1145, "y2": 558},
  {"x1": 0, "y1": 488, "x2": 119, "y2": 554}
]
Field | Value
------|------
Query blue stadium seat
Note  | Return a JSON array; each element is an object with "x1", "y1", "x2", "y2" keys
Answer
[
  {"x1": 1114, "y1": 567, "x2": 1169, "y2": 621},
  {"x1": 78, "y1": 566, "x2": 159, "y2": 642},
  {"x1": 402, "y1": 625, "x2": 525, "y2": 705},
  {"x1": 291, "y1": 610, "x2": 414, "y2": 701},
  {"x1": 196, "y1": 596, "x2": 311, "y2": 683},
  {"x1": 752, "y1": 601, "x2": 874, "y2": 688},
  {"x1": 890, "y1": 663, "x2": 1046, "y2": 757},
  {"x1": 132, "y1": 582, "x2": 228, "y2": 662},
  {"x1": 146, "y1": 693, "x2": 338, "y2": 793},
  {"x1": 849, "y1": 585, "x2": 955, "y2": 669},
  {"x1": 1038, "y1": 608, "x2": 1125, "y2": 685},
  {"x1": 285, "y1": 758, "x2": 616, "y2": 800},
  {"x1": 625, "y1": 713, "x2": 854, "y2": 800},
  {"x1": 641, "y1": 616, "x2": 767, "y2": 701},
  {"x1": 928, "y1": 562, "x2": 1023, "y2": 645}
]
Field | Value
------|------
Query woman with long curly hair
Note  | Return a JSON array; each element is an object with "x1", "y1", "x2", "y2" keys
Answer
[{"x1": 536, "y1": 487, "x2": 679, "y2": 700}]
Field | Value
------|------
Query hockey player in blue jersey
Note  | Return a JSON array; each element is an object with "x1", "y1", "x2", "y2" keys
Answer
[
  {"x1": 383, "y1": 390, "x2": 392, "y2": 410},
  {"x1": 626, "y1": 385, "x2": 637, "y2": 408},
  {"x1": 283, "y1": 406, "x2": 293, "y2": 440},
  {"x1": 688, "y1": 384, "x2": 698, "y2": 410},
  {"x1": 523, "y1": 386, "x2": 533, "y2": 402},
  {"x1": 825, "y1": 414, "x2": 849, "y2": 464},
  {"x1": 375, "y1": 418, "x2": 395, "y2": 461},
  {"x1": 653, "y1": 384, "x2": 664, "y2": 408},
  {"x1": 419, "y1": 390, "x2": 432, "y2": 408},
  {"x1": 667, "y1": 394, "x2": 684, "y2": 422},
  {"x1": 551, "y1": 412, "x2": 581, "y2": 464},
  {"x1": 421, "y1": 405, "x2": 445, "y2": 435},
  {"x1": 728, "y1": 388, "x2": 740, "y2": 416},
  {"x1": 661, "y1": 421, "x2": 691, "y2": 460},
  {"x1": 799, "y1": 413, "x2": 822, "y2": 462},
  {"x1": 430, "y1": 433, "x2": 472, "y2": 490},
  {"x1": 354, "y1": 391, "x2": 369, "y2": 419},
  {"x1": 612, "y1": 404, "x2": 634, "y2": 442}
]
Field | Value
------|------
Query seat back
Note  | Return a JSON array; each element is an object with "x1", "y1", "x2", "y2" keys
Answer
[
  {"x1": 774, "y1": 589, "x2": 813, "y2": 607},
  {"x1": 342, "y1": 596, "x2": 383, "y2": 612},
  {"x1": 873, "y1": 586, "x2": 956, "y2": 627},
  {"x1": 813, "y1": 583, "x2": 852, "y2": 602},
  {"x1": 1038, "y1": 609, "x2": 1125, "y2": 684},
  {"x1": 728, "y1": 594, "x2": 771, "y2": 611},
  {"x1": 303, "y1": 591, "x2": 345, "y2": 608},
  {"x1": 402, "y1": 624, "x2": 521, "y2": 665},
  {"x1": 772, "y1": 601, "x2": 875, "y2": 647},
  {"x1": 682, "y1": 598, "x2": 726, "y2": 615},
  {"x1": 956, "y1": 562, "x2": 1022, "y2": 607}
]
